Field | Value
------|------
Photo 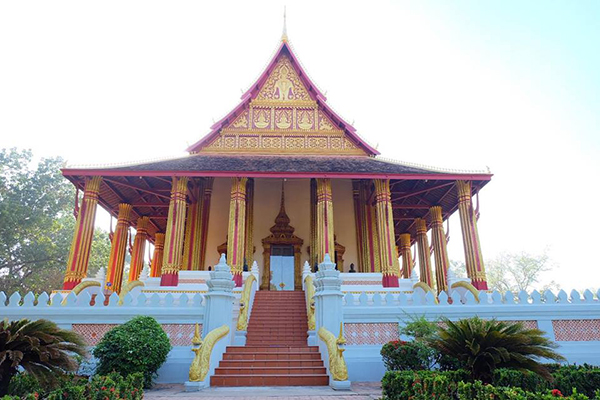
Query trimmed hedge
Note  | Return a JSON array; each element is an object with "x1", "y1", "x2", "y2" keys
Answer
[
  {"x1": 382, "y1": 370, "x2": 600, "y2": 400},
  {"x1": 3, "y1": 372, "x2": 143, "y2": 400}
]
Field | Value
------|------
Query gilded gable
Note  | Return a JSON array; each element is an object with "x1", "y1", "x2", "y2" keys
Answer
[{"x1": 198, "y1": 54, "x2": 368, "y2": 156}]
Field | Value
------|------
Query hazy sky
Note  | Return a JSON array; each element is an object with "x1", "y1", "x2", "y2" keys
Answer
[{"x1": 1, "y1": 1, "x2": 598, "y2": 290}]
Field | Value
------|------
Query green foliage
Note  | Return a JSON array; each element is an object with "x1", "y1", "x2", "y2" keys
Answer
[
  {"x1": 93, "y1": 316, "x2": 171, "y2": 388},
  {"x1": 399, "y1": 314, "x2": 439, "y2": 341},
  {"x1": 380, "y1": 340, "x2": 438, "y2": 371},
  {"x1": 0, "y1": 148, "x2": 110, "y2": 294},
  {"x1": 4, "y1": 372, "x2": 143, "y2": 400},
  {"x1": 382, "y1": 370, "x2": 600, "y2": 400},
  {"x1": 486, "y1": 251, "x2": 560, "y2": 293},
  {"x1": 6, "y1": 374, "x2": 41, "y2": 398},
  {"x1": 0, "y1": 319, "x2": 87, "y2": 396},
  {"x1": 428, "y1": 317, "x2": 565, "y2": 383}
]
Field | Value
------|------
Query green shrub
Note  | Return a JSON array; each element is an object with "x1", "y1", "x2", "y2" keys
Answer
[
  {"x1": 398, "y1": 315, "x2": 439, "y2": 341},
  {"x1": 552, "y1": 365, "x2": 600, "y2": 398},
  {"x1": 382, "y1": 370, "x2": 600, "y2": 400},
  {"x1": 0, "y1": 319, "x2": 87, "y2": 396},
  {"x1": 493, "y1": 367, "x2": 550, "y2": 392},
  {"x1": 380, "y1": 340, "x2": 438, "y2": 371},
  {"x1": 428, "y1": 317, "x2": 565, "y2": 383},
  {"x1": 6, "y1": 374, "x2": 42, "y2": 397},
  {"x1": 93, "y1": 316, "x2": 171, "y2": 388}
]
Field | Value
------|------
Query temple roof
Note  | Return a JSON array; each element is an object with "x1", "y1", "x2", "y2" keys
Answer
[
  {"x1": 185, "y1": 39, "x2": 379, "y2": 156},
  {"x1": 62, "y1": 153, "x2": 491, "y2": 180}
]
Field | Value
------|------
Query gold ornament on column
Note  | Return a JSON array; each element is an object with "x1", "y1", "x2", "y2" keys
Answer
[
  {"x1": 373, "y1": 179, "x2": 399, "y2": 286},
  {"x1": 160, "y1": 176, "x2": 189, "y2": 286},
  {"x1": 415, "y1": 218, "x2": 433, "y2": 287},
  {"x1": 63, "y1": 176, "x2": 102, "y2": 290},
  {"x1": 399, "y1": 233, "x2": 413, "y2": 278},
  {"x1": 128, "y1": 216, "x2": 149, "y2": 282},
  {"x1": 150, "y1": 233, "x2": 165, "y2": 278},
  {"x1": 315, "y1": 178, "x2": 335, "y2": 264},
  {"x1": 227, "y1": 177, "x2": 248, "y2": 286},
  {"x1": 430, "y1": 206, "x2": 450, "y2": 293},
  {"x1": 456, "y1": 181, "x2": 488, "y2": 290},
  {"x1": 104, "y1": 203, "x2": 132, "y2": 293}
]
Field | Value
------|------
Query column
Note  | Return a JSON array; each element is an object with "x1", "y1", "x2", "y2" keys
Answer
[
  {"x1": 457, "y1": 180, "x2": 488, "y2": 290},
  {"x1": 160, "y1": 177, "x2": 189, "y2": 286},
  {"x1": 352, "y1": 180, "x2": 381, "y2": 273},
  {"x1": 399, "y1": 233, "x2": 413, "y2": 279},
  {"x1": 430, "y1": 206, "x2": 450, "y2": 293},
  {"x1": 104, "y1": 203, "x2": 132, "y2": 293},
  {"x1": 415, "y1": 218, "x2": 433, "y2": 287},
  {"x1": 226, "y1": 177, "x2": 248, "y2": 287},
  {"x1": 150, "y1": 233, "x2": 165, "y2": 278},
  {"x1": 128, "y1": 216, "x2": 149, "y2": 281},
  {"x1": 315, "y1": 178, "x2": 335, "y2": 265},
  {"x1": 182, "y1": 183, "x2": 202, "y2": 271},
  {"x1": 309, "y1": 179, "x2": 318, "y2": 269},
  {"x1": 199, "y1": 178, "x2": 214, "y2": 270},
  {"x1": 373, "y1": 179, "x2": 400, "y2": 287},
  {"x1": 63, "y1": 176, "x2": 102, "y2": 290},
  {"x1": 244, "y1": 178, "x2": 255, "y2": 268}
]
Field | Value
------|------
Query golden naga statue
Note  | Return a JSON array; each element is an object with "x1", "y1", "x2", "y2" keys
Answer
[
  {"x1": 236, "y1": 274, "x2": 256, "y2": 331},
  {"x1": 317, "y1": 322, "x2": 348, "y2": 381},
  {"x1": 188, "y1": 324, "x2": 230, "y2": 382},
  {"x1": 304, "y1": 275, "x2": 316, "y2": 330}
]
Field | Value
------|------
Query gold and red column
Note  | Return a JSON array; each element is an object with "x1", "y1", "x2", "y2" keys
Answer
[
  {"x1": 352, "y1": 180, "x2": 381, "y2": 273},
  {"x1": 244, "y1": 178, "x2": 255, "y2": 268},
  {"x1": 430, "y1": 206, "x2": 450, "y2": 293},
  {"x1": 160, "y1": 177, "x2": 189, "y2": 286},
  {"x1": 104, "y1": 203, "x2": 132, "y2": 293},
  {"x1": 374, "y1": 179, "x2": 400, "y2": 287},
  {"x1": 182, "y1": 182, "x2": 202, "y2": 271},
  {"x1": 128, "y1": 216, "x2": 149, "y2": 281},
  {"x1": 457, "y1": 181, "x2": 488, "y2": 290},
  {"x1": 415, "y1": 218, "x2": 433, "y2": 287},
  {"x1": 63, "y1": 176, "x2": 102, "y2": 290},
  {"x1": 315, "y1": 178, "x2": 335, "y2": 265},
  {"x1": 150, "y1": 233, "x2": 165, "y2": 278},
  {"x1": 399, "y1": 233, "x2": 413, "y2": 279},
  {"x1": 199, "y1": 178, "x2": 214, "y2": 270},
  {"x1": 227, "y1": 177, "x2": 248, "y2": 286}
]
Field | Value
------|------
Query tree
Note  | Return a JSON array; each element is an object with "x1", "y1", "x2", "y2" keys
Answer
[
  {"x1": 0, "y1": 148, "x2": 110, "y2": 294},
  {"x1": 486, "y1": 251, "x2": 559, "y2": 293},
  {"x1": 0, "y1": 318, "x2": 87, "y2": 395},
  {"x1": 428, "y1": 317, "x2": 565, "y2": 383}
]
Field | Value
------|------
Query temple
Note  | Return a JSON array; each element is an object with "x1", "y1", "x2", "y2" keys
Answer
[{"x1": 60, "y1": 30, "x2": 492, "y2": 296}]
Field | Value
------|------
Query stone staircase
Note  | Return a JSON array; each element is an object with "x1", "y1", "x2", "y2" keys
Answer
[{"x1": 211, "y1": 290, "x2": 328, "y2": 386}]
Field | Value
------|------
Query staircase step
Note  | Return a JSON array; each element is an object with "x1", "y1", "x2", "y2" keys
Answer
[
  {"x1": 223, "y1": 352, "x2": 322, "y2": 361},
  {"x1": 219, "y1": 360, "x2": 324, "y2": 368},
  {"x1": 215, "y1": 366, "x2": 327, "y2": 375},
  {"x1": 211, "y1": 374, "x2": 329, "y2": 386},
  {"x1": 225, "y1": 346, "x2": 318, "y2": 353}
]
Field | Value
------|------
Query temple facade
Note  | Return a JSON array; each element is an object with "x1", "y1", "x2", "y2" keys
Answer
[{"x1": 60, "y1": 33, "x2": 491, "y2": 296}]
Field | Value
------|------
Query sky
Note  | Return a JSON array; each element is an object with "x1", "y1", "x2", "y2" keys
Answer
[{"x1": 1, "y1": 1, "x2": 599, "y2": 291}]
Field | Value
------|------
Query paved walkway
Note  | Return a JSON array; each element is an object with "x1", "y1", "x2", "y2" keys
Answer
[{"x1": 144, "y1": 382, "x2": 382, "y2": 399}]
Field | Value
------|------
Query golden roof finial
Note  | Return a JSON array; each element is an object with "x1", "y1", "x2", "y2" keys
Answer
[{"x1": 281, "y1": 6, "x2": 288, "y2": 42}]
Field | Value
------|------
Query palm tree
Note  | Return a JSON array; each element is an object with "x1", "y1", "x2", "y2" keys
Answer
[
  {"x1": 428, "y1": 317, "x2": 565, "y2": 383},
  {"x1": 0, "y1": 318, "x2": 87, "y2": 395}
]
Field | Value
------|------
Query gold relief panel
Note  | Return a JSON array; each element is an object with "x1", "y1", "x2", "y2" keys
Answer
[
  {"x1": 307, "y1": 136, "x2": 328, "y2": 149},
  {"x1": 256, "y1": 56, "x2": 311, "y2": 102},
  {"x1": 285, "y1": 136, "x2": 305, "y2": 149},
  {"x1": 230, "y1": 110, "x2": 249, "y2": 129},
  {"x1": 223, "y1": 135, "x2": 236, "y2": 148},
  {"x1": 330, "y1": 136, "x2": 343, "y2": 149},
  {"x1": 239, "y1": 135, "x2": 259, "y2": 148},
  {"x1": 344, "y1": 138, "x2": 358, "y2": 149},
  {"x1": 297, "y1": 108, "x2": 315, "y2": 130},
  {"x1": 318, "y1": 110, "x2": 336, "y2": 131},
  {"x1": 253, "y1": 108, "x2": 271, "y2": 129},
  {"x1": 262, "y1": 135, "x2": 282, "y2": 149},
  {"x1": 275, "y1": 108, "x2": 293, "y2": 130}
]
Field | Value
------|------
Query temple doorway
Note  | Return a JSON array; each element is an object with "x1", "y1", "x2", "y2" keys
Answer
[{"x1": 270, "y1": 245, "x2": 295, "y2": 290}]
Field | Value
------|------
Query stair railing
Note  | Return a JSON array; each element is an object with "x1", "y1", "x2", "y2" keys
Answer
[
  {"x1": 236, "y1": 274, "x2": 257, "y2": 331},
  {"x1": 304, "y1": 275, "x2": 316, "y2": 331}
]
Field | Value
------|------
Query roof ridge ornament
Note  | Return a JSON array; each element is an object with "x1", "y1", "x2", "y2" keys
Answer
[{"x1": 281, "y1": 6, "x2": 288, "y2": 42}]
